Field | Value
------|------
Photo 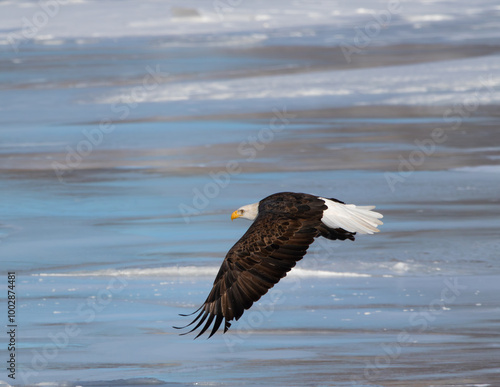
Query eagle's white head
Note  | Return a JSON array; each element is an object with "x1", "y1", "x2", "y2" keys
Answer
[{"x1": 231, "y1": 202, "x2": 259, "y2": 221}]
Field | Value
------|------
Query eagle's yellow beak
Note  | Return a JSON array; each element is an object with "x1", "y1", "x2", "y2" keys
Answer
[{"x1": 231, "y1": 210, "x2": 240, "y2": 221}]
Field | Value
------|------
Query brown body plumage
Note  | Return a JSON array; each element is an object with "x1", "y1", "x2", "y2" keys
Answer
[{"x1": 175, "y1": 192, "x2": 383, "y2": 338}]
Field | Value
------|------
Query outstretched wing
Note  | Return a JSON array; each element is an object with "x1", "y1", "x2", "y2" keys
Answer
[{"x1": 176, "y1": 209, "x2": 322, "y2": 338}]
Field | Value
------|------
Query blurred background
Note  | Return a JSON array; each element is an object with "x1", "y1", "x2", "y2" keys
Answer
[{"x1": 1, "y1": 1, "x2": 500, "y2": 386}]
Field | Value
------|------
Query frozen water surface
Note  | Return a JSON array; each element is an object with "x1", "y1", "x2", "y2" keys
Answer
[{"x1": 1, "y1": 1, "x2": 500, "y2": 386}]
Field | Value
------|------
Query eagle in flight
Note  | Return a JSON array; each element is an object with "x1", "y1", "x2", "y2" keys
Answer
[{"x1": 176, "y1": 192, "x2": 383, "y2": 338}]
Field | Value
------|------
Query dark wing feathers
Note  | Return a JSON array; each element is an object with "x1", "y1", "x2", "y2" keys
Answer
[{"x1": 176, "y1": 192, "x2": 350, "y2": 338}]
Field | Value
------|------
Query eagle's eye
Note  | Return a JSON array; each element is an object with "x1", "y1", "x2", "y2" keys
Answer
[{"x1": 238, "y1": 209, "x2": 244, "y2": 215}]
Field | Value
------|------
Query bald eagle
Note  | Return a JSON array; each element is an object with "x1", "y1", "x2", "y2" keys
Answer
[{"x1": 176, "y1": 192, "x2": 383, "y2": 338}]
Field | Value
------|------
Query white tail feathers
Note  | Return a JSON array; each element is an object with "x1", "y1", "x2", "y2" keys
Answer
[{"x1": 319, "y1": 197, "x2": 383, "y2": 234}]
